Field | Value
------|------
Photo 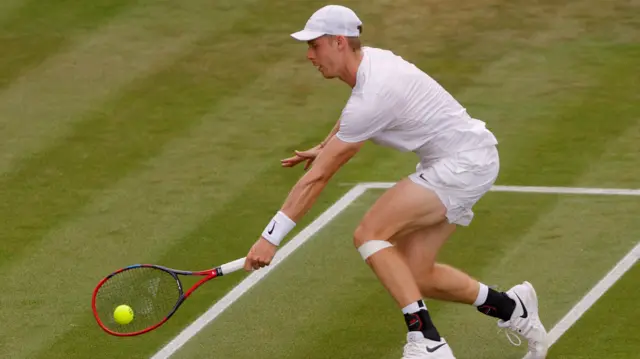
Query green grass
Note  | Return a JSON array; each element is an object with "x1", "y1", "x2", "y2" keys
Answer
[
  {"x1": 168, "y1": 191, "x2": 640, "y2": 359},
  {"x1": 550, "y1": 265, "x2": 640, "y2": 359},
  {"x1": 0, "y1": 0, "x2": 638, "y2": 358}
]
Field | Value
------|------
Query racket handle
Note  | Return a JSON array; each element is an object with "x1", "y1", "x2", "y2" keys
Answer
[{"x1": 219, "y1": 257, "x2": 246, "y2": 275}]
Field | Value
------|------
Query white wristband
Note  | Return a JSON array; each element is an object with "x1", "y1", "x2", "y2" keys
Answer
[{"x1": 261, "y1": 211, "x2": 296, "y2": 246}]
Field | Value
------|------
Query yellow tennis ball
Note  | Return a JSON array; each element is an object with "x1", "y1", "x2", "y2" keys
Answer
[{"x1": 113, "y1": 304, "x2": 134, "y2": 325}]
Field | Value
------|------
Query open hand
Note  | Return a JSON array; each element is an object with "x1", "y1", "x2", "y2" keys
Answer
[{"x1": 280, "y1": 144, "x2": 322, "y2": 170}]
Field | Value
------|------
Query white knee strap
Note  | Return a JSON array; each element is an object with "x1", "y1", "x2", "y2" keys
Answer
[{"x1": 357, "y1": 240, "x2": 393, "y2": 261}]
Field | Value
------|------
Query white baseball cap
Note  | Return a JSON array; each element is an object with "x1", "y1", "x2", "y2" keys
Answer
[{"x1": 290, "y1": 5, "x2": 362, "y2": 41}]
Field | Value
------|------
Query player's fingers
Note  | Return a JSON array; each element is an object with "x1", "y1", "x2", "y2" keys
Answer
[
  {"x1": 248, "y1": 255, "x2": 259, "y2": 269},
  {"x1": 243, "y1": 257, "x2": 254, "y2": 272},
  {"x1": 280, "y1": 155, "x2": 299, "y2": 162},
  {"x1": 295, "y1": 150, "x2": 314, "y2": 158},
  {"x1": 280, "y1": 156, "x2": 303, "y2": 165},
  {"x1": 254, "y1": 256, "x2": 269, "y2": 268}
]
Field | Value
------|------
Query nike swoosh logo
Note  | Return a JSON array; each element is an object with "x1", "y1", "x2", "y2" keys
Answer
[
  {"x1": 515, "y1": 293, "x2": 528, "y2": 318},
  {"x1": 267, "y1": 222, "x2": 276, "y2": 235},
  {"x1": 426, "y1": 343, "x2": 446, "y2": 353}
]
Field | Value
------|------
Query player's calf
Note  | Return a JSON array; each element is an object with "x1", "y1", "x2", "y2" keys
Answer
[
  {"x1": 355, "y1": 237, "x2": 441, "y2": 343},
  {"x1": 415, "y1": 263, "x2": 483, "y2": 303},
  {"x1": 394, "y1": 222, "x2": 518, "y2": 321}
]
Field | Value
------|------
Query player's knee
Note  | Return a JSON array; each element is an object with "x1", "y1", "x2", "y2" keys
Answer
[
  {"x1": 352, "y1": 222, "x2": 381, "y2": 248},
  {"x1": 353, "y1": 224, "x2": 393, "y2": 261}
]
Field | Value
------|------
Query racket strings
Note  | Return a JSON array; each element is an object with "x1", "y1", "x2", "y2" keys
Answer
[{"x1": 94, "y1": 267, "x2": 181, "y2": 333}]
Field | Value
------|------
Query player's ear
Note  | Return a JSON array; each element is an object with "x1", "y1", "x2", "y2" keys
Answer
[{"x1": 340, "y1": 36, "x2": 351, "y2": 51}]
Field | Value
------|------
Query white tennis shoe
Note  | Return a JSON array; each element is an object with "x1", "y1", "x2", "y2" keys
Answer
[
  {"x1": 497, "y1": 281, "x2": 549, "y2": 358},
  {"x1": 402, "y1": 332, "x2": 456, "y2": 359}
]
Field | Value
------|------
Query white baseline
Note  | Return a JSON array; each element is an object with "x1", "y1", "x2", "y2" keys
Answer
[{"x1": 150, "y1": 183, "x2": 640, "y2": 359}]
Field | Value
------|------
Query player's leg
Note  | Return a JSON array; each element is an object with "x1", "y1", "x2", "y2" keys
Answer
[
  {"x1": 353, "y1": 178, "x2": 456, "y2": 358},
  {"x1": 395, "y1": 145, "x2": 548, "y2": 358},
  {"x1": 394, "y1": 224, "x2": 516, "y2": 319},
  {"x1": 395, "y1": 226, "x2": 548, "y2": 358}
]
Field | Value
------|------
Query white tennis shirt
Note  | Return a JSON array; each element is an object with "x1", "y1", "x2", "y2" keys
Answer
[{"x1": 336, "y1": 46, "x2": 498, "y2": 166}]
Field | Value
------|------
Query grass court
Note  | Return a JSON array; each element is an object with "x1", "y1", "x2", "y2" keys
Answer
[{"x1": 0, "y1": 0, "x2": 638, "y2": 358}]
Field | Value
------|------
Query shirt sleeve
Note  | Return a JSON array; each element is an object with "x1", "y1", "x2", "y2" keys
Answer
[{"x1": 336, "y1": 90, "x2": 395, "y2": 143}]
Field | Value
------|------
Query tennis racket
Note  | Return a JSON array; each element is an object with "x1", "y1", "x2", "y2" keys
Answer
[{"x1": 91, "y1": 257, "x2": 246, "y2": 336}]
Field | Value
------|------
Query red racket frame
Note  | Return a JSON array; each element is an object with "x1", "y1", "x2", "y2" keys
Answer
[{"x1": 92, "y1": 259, "x2": 244, "y2": 337}]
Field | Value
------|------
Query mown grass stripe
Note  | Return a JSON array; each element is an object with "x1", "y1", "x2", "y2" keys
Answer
[
  {"x1": 15, "y1": 1, "x2": 359, "y2": 356},
  {"x1": 574, "y1": 118, "x2": 640, "y2": 189},
  {"x1": 0, "y1": 54, "x2": 296, "y2": 359},
  {"x1": 0, "y1": 0, "x2": 258, "y2": 177},
  {"x1": 28, "y1": 58, "x2": 353, "y2": 359},
  {"x1": 0, "y1": 0, "x2": 27, "y2": 23},
  {"x1": 0, "y1": 0, "x2": 136, "y2": 89},
  {"x1": 0, "y1": 0, "x2": 264, "y2": 268}
]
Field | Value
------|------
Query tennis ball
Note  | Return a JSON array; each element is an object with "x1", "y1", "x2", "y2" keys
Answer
[{"x1": 113, "y1": 304, "x2": 134, "y2": 325}]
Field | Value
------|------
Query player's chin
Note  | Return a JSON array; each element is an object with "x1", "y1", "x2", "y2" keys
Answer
[
  {"x1": 321, "y1": 71, "x2": 336, "y2": 79},
  {"x1": 316, "y1": 66, "x2": 334, "y2": 79}
]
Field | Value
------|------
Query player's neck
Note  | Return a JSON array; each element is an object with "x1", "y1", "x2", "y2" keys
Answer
[{"x1": 339, "y1": 49, "x2": 363, "y2": 88}]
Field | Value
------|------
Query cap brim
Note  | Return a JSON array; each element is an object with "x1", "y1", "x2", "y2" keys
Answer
[{"x1": 290, "y1": 29, "x2": 326, "y2": 41}]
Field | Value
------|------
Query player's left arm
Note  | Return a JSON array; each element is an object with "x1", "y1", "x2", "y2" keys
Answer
[{"x1": 280, "y1": 135, "x2": 363, "y2": 222}]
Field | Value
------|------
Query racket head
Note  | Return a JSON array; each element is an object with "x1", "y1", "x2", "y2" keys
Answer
[{"x1": 91, "y1": 264, "x2": 187, "y2": 336}]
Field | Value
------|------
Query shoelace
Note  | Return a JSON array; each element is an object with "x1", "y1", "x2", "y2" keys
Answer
[
  {"x1": 498, "y1": 318, "x2": 547, "y2": 353},
  {"x1": 497, "y1": 320, "x2": 523, "y2": 346},
  {"x1": 498, "y1": 326, "x2": 523, "y2": 346}
]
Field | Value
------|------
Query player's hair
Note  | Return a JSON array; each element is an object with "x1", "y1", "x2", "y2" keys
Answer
[
  {"x1": 346, "y1": 36, "x2": 361, "y2": 51},
  {"x1": 347, "y1": 25, "x2": 363, "y2": 50},
  {"x1": 328, "y1": 25, "x2": 362, "y2": 51}
]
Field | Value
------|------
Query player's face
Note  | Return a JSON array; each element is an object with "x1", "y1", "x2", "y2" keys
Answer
[{"x1": 306, "y1": 36, "x2": 343, "y2": 79}]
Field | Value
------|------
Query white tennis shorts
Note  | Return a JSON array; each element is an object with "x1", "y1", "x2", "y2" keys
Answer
[{"x1": 408, "y1": 145, "x2": 499, "y2": 226}]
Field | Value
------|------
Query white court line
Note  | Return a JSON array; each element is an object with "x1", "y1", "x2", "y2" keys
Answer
[
  {"x1": 360, "y1": 182, "x2": 640, "y2": 196},
  {"x1": 150, "y1": 184, "x2": 369, "y2": 359},
  {"x1": 151, "y1": 184, "x2": 640, "y2": 358},
  {"x1": 522, "y1": 241, "x2": 639, "y2": 358}
]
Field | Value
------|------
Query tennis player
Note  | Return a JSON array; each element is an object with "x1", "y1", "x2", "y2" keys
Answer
[{"x1": 243, "y1": 5, "x2": 548, "y2": 358}]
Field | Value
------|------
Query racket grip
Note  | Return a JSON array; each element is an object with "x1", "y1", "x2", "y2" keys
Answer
[{"x1": 219, "y1": 257, "x2": 246, "y2": 275}]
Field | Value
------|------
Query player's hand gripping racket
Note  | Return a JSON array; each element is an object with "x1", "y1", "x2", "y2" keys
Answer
[{"x1": 91, "y1": 257, "x2": 246, "y2": 336}]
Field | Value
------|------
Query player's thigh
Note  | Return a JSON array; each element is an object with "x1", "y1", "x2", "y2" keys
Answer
[
  {"x1": 353, "y1": 178, "x2": 448, "y2": 246},
  {"x1": 393, "y1": 221, "x2": 457, "y2": 273},
  {"x1": 409, "y1": 145, "x2": 500, "y2": 228}
]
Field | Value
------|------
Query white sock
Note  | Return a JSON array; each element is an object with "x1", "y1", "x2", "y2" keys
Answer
[
  {"x1": 473, "y1": 283, "x2": 489, "y2": 307},
  {"x1": 402, "y1": 299, "x2": 427, "y2": 314}
]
